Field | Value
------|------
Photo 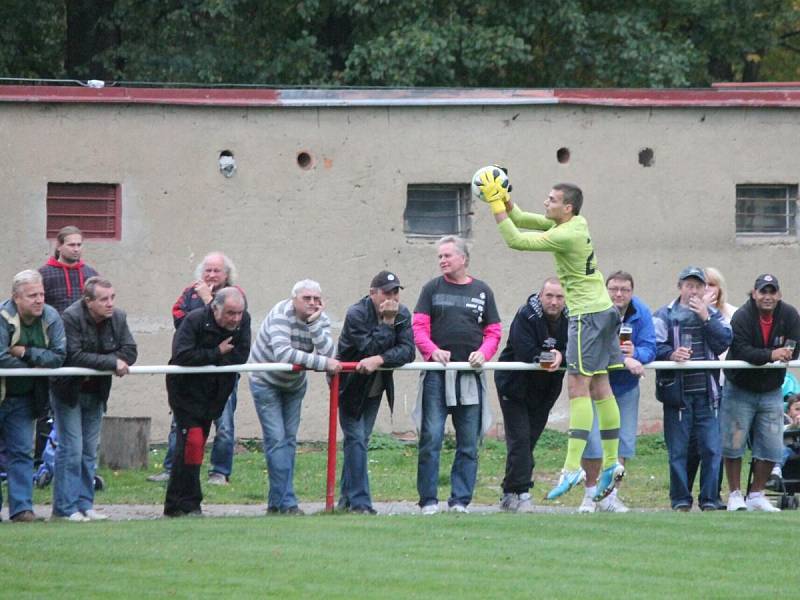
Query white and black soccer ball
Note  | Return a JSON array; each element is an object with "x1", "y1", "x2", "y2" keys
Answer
[{"x1": 471, "y1": 165, "x2": 509, "y2": 201}]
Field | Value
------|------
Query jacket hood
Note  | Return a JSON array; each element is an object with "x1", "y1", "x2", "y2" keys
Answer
[{"x1": 525, "y1": 292, "x2": 569, "y2": 320}]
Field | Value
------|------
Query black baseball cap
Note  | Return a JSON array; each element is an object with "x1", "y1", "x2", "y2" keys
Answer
[
  {"x1": 678, "y1": 266, "x2": 706, "y2": 284},
  {"x1": 370, "y1": 270, "x2": 403, "y2": 292},
  {"x1": 754, "y1": 274, "x2": 780, "y2": 291}
]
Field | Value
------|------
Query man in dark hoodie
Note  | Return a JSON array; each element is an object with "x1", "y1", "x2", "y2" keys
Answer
[
  {"x1": 722, "y1": 273, "x2": 800, "y2": 512},
  {"x1": 335, "y1": 270, "x2": 415, "y2": 514},
  {"x1": 163, "y1": 287, "x2": 250, "y2": 517},
  {"x1": 494, "y1": 277, "x2": 568, "y2": 512}
]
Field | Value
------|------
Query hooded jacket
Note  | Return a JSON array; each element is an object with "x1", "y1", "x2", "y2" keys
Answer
[
  {"x1": 0, "y1": 298, "x2": 66, "y2": 415},
  {"x1": 336, "y1": 295, "x2": 415, "y2": 417},
  {"x1": 494, "y1": 293, "x2": 569, "y2": 404},
  {"x1": 50, "y1": 299, "x2": 138, "y2": 408},
  {"x1": 39, "y1": 257, "x2": 99, "y2": 314},
  {"x1": 166, "y1": 305, "x2": 251, "y2": 421},
  {"x1": 724, "y1": 297, "x2": 800, "y2": 393}
]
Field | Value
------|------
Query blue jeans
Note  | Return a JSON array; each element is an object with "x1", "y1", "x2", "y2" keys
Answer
[
  {"x1": 250, "y1": 378, "x2": 306, "y2": 511},
  {"x1": 52, "y1": 393, "x2": 104, "y2": 516},
  {"x1": 164, "y1": 377, "x2": 239, "y2": 477},
  {"x1": 338, "y1": 395, "x2": 382, "y2": 510},
  {"x1": 663, "y1": 392, "x2": 721, "y2": 508},
  {"x1": 417, "y1": 371, "x2": 481, "y2": 508},
  {"x1": 0, "y1": 395, "x2": 35, "y2": 517},
  {"x1": 583, "y1": 386, "x2": 640, "y2": 459}
]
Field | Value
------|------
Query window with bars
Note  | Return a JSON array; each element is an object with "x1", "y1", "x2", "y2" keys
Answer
[
  {"x1": 46, "y1": 183, "x2": 121, "y2": 240},
  {"x1": 404, "y1": 184, "x2": 472, "y2": 237},
  {"x1": 735, "y1": 184, "x2": 798, "y2": 237}
]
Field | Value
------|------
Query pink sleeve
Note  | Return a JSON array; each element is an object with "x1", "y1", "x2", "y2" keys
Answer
[
  {"x1": 412, "y1": 312, "x2": 438, "y2": 362},
  {"x1": 478, "y1": 322, "x2": 503, "y2": 361}
]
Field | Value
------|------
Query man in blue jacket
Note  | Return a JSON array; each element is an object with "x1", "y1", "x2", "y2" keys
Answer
[
  {"x1": 580, "y1": 271, "x2": 656, "y2": 512},
  {"x1": 0, "y1": 270, "x2": 66, "y2": 522},
  {"x1": 653, "y1": 266, "x2": 732, "y2": 512}
]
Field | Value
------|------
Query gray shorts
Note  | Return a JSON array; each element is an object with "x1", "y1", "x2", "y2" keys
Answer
[{"x1": 566, "y1": 307, "x2": 624, "y2": 376}]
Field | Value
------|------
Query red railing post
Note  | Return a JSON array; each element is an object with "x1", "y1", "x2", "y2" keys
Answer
[{"x1": 325, "y1": 362, "x2": 358, "y2": 512}]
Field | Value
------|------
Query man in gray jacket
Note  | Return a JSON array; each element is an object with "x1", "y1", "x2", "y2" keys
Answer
[
  {"x1": 0, "y1": 270, "x2": 66, "y2": 522},
  {"x1": 50, "y1": 277, "x2": 137, "y2": 522}
]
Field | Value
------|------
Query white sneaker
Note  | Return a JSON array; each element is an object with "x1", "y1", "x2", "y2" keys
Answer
[
  {"x1": 746, "y1": 493, "x2": 781, "y2": 512},
  {"x1": 449, "y1": 503, "x2": 469, "y2": 514},
  {"x1": 499, "y1": 493, "x2": 520, "y2": 512},
  {"x1": 516, "y1": 493, "x2": 534, "y2": 513},
  {"x1": 67, "y1": 512, "x2": 90, "y2": 522},
  {"x1": 598, "y1": 493, "x2": 630, "y2": 513},
  {"x1": 726, "y1": 489, "x2": 747, "y2": 511},
  {"x1": 577, "y1": 495, "x2": 596, "y2": 513},
  {"x1": 83, "y1": 509, "x2": 109, "y2": 521},
  {"x1": 421, "y1": 503, "x2": 440, "y2": 515}
]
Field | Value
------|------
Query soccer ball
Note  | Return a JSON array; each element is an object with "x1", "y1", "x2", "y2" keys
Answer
[{"x1": 471, "y1": 165, "x2": 509, "y2": 201}]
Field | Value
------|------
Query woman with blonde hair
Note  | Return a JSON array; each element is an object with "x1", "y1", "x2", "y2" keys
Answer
[{"x1": 704, "y1": 267, "x2": 737, "y2": 325}]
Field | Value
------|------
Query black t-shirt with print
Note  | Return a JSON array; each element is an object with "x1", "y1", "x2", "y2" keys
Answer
[{"x1": 415, "y1": 276, "x2": 501, "y2": 361}]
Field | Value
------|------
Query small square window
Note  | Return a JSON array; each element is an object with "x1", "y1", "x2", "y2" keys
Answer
[
  {"x1": 404, "y1": 184, "x2": 471, "y2": 237},
  {"x1": 47, "y1": 182, "x2": 121, "y2": 240}
]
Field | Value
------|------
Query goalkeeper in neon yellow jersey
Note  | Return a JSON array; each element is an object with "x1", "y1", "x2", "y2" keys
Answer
[{"x1": 478, "y1": 171, "x2": 625, "y2": 502}]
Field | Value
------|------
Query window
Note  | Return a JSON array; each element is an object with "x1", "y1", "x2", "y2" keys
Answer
[
  {"x1": 736, "y1": 184, "x2": 797, "y2": 237},
  {"x1": 404, "y1": 184, "x2": 471, "y2": 237},
  {"x1": 46, "y1": 183, "x2": 121, "y2": 239}
]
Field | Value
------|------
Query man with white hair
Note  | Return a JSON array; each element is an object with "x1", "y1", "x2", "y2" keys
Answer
[
  {"x1": 149, "y1": 251, "x2": 244, "y2": 485},
  {"x1": 249, "y1": 279, "x2": 340, "y2": 515},
  {"x1": 0, "y1": 270, "x2": 66, "y2": 522}
]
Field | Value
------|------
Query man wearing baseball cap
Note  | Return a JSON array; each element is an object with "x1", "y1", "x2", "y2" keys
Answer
[
  {"x1": 722, "y1": 274, "x2": 800, "y2": 511},
  {"x1": 335, "y1": 271, "x2": 415, "y2": 514},
  {"x1": 653, "y1": 266, "x2": 732, "y2": 511}
]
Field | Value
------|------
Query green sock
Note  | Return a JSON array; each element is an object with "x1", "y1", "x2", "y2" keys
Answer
[
  {"x1": 564, "y1": 396, "x2": 593, "y2": 470},
  {"x1": 595, "y1": 396, "x2": 621, "y2": 469}
]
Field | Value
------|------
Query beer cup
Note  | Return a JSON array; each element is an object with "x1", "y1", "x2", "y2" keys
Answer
[
  {"x1": 539, "y1": 351, "x2": 556, "y2": 369},
  {"x1": 619, "y1": 324, "x2": 633, "y2": 344}
]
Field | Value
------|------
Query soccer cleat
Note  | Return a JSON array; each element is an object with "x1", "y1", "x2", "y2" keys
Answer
[
  {"x1": 577, "y1": 495, "x2": 596, "y2": 513},
  {"x1": 593, "y1": 463, "x2": 625, "y2": 502},
  {"x1": 726, "y1": 489, "x2": 747, "y2": 511},
  {"x1": 421, "y1": 503, "x2": 440, "y2": 515},
  {"x1": 745, "y1": 494, "x2": 780, "y2": 512},
  {"x1": 546, "y1": 468, "x2": 586, "y2": 500},
  {"x1": 598, "y1": 492, "x2": 630, "y2": 513},
  {"x1": 499, "y1": 493, "x2": 520, "y2": 512}
]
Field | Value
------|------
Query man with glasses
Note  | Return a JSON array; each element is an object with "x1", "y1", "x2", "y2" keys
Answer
[
  {"x1": 248, "y1": 280, "x2": 341, "y2": 515},
  {"x1": 579, "y1": 271, "x2": 656, "y2": 512}
]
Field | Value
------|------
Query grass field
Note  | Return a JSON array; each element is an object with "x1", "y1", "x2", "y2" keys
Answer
[{"x1": 5, "y1": 431, "x2": 798, "y2": 598}]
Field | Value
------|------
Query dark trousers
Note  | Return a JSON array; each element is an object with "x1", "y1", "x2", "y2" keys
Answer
[
  {"x1": 164, "y1": 410, "x2": 211, "y2": 516},
  {"x1": 500, "y1": 393, "x2": 558, "y2": 494}
]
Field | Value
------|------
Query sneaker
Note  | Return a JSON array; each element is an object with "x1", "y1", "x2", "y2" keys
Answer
[
  {"x1": 67, "y1": 512, "x2": 90, "y2": 522},
  {"x1": 516, "y1": 493, "x2": 534, "y2": 513},
  {"x1": 280, "y1": 506, "x2": 305, "y2": 516},
  {"x1": 746, "y1": 494, "x2": 780, "y2": 512},
  {"x1": 11, "y1": 510, "x2": 45, "y2": 523},
  {"x1": 593, "y1": 463, "x2": 625, "y2": 502},
  {"x1": 673, "y1": 504, "x2": 691, "y2": 512},
  {"x1": 546, "y1": 468, "x2": 586, "y2": 500},
  {"x1": 599, "y1": 493, "x2": 630, "y2": 513},
  {"x1": 83, "y1": 509, "x2": 109, "y2": 521},
  {"x1": 147, "y1": 471, "x2": 170, "y2": 483},
  {"x1": 726, "y1": 489, "x2": 747, "y2": 511},
  {"x1": 577, "y1": 495, "x2": 596, "y2": 513},
  {"x1": 499, "y1": 493, "x2": 520, "y2": 512},
  {"x1": 207, "y1": 472, "x2": 229, "y2": 486},
  {"x1": 421, "y1": 503, "x2": 440, "y2": 515},
  {"x1": 449, "y1": 503, "x2": 469, "y2": 514},
  {"x1": 766, "y1": 465, "x2": 783, "y2": 491},
  {"x1": 349, "y1": 506, "x2": 378, "y2": 515}
]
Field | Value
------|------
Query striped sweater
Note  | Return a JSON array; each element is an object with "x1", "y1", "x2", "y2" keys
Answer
[{"x1": 249, "y1": 298, "x2": 334, "y2": 390}]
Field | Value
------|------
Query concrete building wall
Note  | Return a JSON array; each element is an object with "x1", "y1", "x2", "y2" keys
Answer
[{"x1": 2, "y1": 98, "x2": 799, "y2": 441}]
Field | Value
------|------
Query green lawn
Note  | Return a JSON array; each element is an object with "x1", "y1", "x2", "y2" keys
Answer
[
  {"x1": 34, "y1": 431, "x2": 676, "y2": 509},
  {"x1": 3, "y1": 513, "x2": 797, "y2": 598}
]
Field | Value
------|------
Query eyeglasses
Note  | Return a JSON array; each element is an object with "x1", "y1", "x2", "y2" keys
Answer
[
  {"x1": 607, "y1": 287, "x2": 632, "y2": 294},
  {"x1": 301, "y1": 295, "x2": 322, "y2": 303}
]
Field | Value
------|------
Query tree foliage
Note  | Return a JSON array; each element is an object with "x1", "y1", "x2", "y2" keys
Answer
[{"x1": 0, "y1": 0, "x2": 798, "y2": 87}]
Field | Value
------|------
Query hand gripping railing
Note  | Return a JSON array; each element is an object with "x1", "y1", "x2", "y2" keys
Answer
[{"x1": 2, "y1": 359, "x2": 796, "y2": 512}]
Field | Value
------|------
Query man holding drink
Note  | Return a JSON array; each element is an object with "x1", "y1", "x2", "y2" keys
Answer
[
  {"x1": 653, "y1": 267, "x2": 732, "y2": 511},
  {"x1": 579, "y1": 271, "x2": 656, "y2": 512}
]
